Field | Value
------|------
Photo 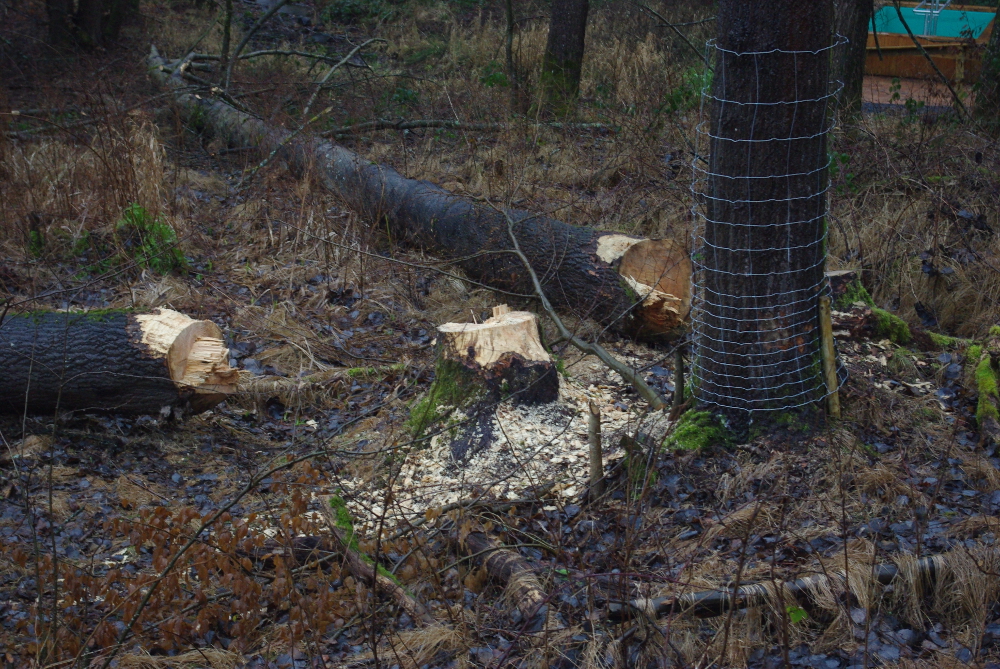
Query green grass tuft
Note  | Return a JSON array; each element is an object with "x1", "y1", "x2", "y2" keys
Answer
[{"x1": 116, "y1": 203, "x2": 186, "y2": 274}]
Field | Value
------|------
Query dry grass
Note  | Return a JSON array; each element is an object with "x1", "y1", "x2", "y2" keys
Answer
[{"x1": 118, "y1": 648, "x2": 242, "y2": 668}]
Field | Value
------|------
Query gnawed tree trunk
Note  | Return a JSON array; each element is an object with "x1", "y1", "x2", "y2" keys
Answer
[
  {"x1": 410, "y1": 307, "x2": 558, "y2": 461},
  {"x1": 978, "y1": 6, "x2": 1000, "y2": 128},
  {"x1": 146, "y1": 48, "x2": 691, "y2": 340},
  {"x1": 833, "y1": 0, "x2": 872, "y2": 119},
  {"x1": 540, "y1": 0, "x2": 589, "y2": 115},
  {"x1": 0, "y1": 308, "x2": 237, "y2": 416},
  {"x1": 693, "y1": 0, "x2": 833, "y2": 417}
]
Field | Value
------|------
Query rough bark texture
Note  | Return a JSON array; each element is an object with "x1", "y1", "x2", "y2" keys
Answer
[
  {"x1": 46, "y1": 0, "x2": 74, "y2": 45},
  {"x1": 148, "y1": 48, "x2": 688, "y2": 340},
  {"x1": 695, "y1": 0, "x2": 833, "y2": 416},
  {"x1": 463, "y1": 530, "x2": 548, "y2": 621},
  {"x1": 73, "y1": 0, "x2": 135, "y2": 46},
  {"x1": 833, "y1": 0, "x2": 872, "y2": 118},
  {"x1": 0, "y1": 309, "x2": 235, "y2": 416},
  {"x1": 979, "y1": 7, "x2": 1000, "y2": 128},
  {"x1": 541, "y1": 0, "x2": 589, "y2": 114}
]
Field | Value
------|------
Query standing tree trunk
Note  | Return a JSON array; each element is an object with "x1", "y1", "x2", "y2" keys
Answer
[
  {"x1": 46, "y1": 0, "x2": 74, "y2": 45},
  {"x1": 540, "y1": 0, "x2": 589, "y2": 116},
  {"x1": 833, "y1": 0, "x2": 872, "y2": 119},
  {"x1": 978, "y1": 6, "x2": 1000, "y2": 129},
  {"x1": 73, "y1": 0, "x2": 136, "y2": 47},
  {"x1": 692, "y1": 0, "x2": 834, "y2": 419}
]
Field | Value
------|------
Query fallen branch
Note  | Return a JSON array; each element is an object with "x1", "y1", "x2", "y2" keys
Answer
[
  {"x1": 461, "y1": 529, "x2": 550, "y2": 622},
  {"x1": 147, "y1": 46, "x2": 690, "y2": 339},
  {"x1": 320, "y1": 118, "x2": 612, "y2": 138},
  {"x1": 607, "y1": 555, "x2": 943, "y2": 621},
  {"x1": 317, "y1": 495, "x2": 435, "y2": 625}
]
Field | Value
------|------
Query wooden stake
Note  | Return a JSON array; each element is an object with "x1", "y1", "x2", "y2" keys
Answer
[
  {"x1": 672, "y1": 343, "x2": 685, "y2": 414},
  {"x1": 588, "y1": 400, "x2": 603, "y2": 502},
  {"x1": 818, "y1": 296, "x2": 841, "y2": 419}
]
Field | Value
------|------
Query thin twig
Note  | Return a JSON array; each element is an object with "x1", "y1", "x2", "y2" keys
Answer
[
  {"x1": 302, "y1": 39, "x2": 383, "y2": 119},
  {"x1": 500, "y1": 208, "x2": 667, "y2": 410},
  {"x1": 223, "y1": 0, "x2": 293, "y2": 90},
  {"x1": 891, "y1": 0, "x2": 969, "y2": 118},
  {"x1": 634, "y1": 3, "x2": 713, "y2": 70}
]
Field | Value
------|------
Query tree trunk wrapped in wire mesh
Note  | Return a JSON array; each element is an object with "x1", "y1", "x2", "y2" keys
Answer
[{"x1": 691, "y1": 0, "x2": 845, "y2": 416}]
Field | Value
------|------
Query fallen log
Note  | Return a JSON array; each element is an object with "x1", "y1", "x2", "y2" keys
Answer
[
  {"x1": 0, "y1": 308, "x2": 237, "y2": 416},
  {"x1": 146, "y1": 47, "x2": 690, "y2": 339}
]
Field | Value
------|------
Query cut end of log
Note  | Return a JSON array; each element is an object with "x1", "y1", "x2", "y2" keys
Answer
[
  {"x1": 595, "y1": 235, "x2": 692, "y2": 334},
  {"x1": 614, "y1": 238, "x2": 692, "y2": 334},
  {"x1": 136, "y1": 309, "x2": 239, "y2": 410}
]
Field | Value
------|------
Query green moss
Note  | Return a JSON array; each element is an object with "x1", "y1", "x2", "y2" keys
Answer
[
  {"x1": 991, "y1": 325, "x2": 1000, "y2": 337},
  {"x1": 407, "y1": 358, "x2": 480, "y2": 438},
  {"x1": 928, "y1": 332, "x2": 964, "y2": 348},
  {"x1": 663, "y1": 411, "x2": 731, "y2": 451},
  {"x1": 27, "y1": 229, "x2": 44, "y2": 258},
  {"x1": 969, "y1": 344, "x2": 983, "y2": 362},
  {"x1": 835, "y1": 279, "x2": 875, "y2": 310},
  {"x1": 328, "y1": 495, "x2": 359, "y2": 552},
  {"x1": 871, "y1": 308, "x2": 911, "y2": 345},
  {"x1": 975, "y1": 355, "x2": 1000, "y2": 424},
  {"x1": 328, "y1": 496, "x2": 400, "y2": 584}
]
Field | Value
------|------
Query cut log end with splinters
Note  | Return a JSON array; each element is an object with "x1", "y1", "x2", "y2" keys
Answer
[{"x1": 0, "y1": 308, "x2": 238, "y2": 417}]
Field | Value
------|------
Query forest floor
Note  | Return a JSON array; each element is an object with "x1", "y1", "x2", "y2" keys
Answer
[{"x1": 2, "y1": 0, "x2": 1000, "y2": 668}]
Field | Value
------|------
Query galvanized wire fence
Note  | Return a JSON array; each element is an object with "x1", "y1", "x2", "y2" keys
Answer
[{"x1": 689, "y1": 37, "x2": 849, "y2": 414}]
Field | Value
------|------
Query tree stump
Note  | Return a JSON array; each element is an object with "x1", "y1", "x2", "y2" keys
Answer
[
  {"x1": 410, "y1": 307, "x2": 559, "y2": 461},
  {"x1": 0, "y1": 308, "x2": 238, "y2": 416}
]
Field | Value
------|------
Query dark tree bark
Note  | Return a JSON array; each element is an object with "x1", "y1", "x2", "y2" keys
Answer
[
  {"x1": 75, "y1": 0, "x2": 107, "y2": 47},
  {"x1": 978, "y1": 7, "x2": 1000, "y2": 128},
  {"x1": 694, "y1": 0, "x2": 834, "y2": 417},
  {"x1": 72, "y1": 0, "x2": 137, "y2": 47},
  {"x1": 540, "y1": 0, "x2": 589, "y2": 115},
  {"x1": 0, "y1": 309, "x2": 236, "y2": 416},
  {"x1": 833, "y1": 0, "x2": 872, "y2": 119},
  {"x1": 148, "y1": 48, "x2": 692, "y2": 340},
  {"x1": 46, "y1": 0, "x2": 74, "y2": 45}
]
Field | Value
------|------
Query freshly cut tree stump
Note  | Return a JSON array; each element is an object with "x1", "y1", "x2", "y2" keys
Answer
[
  {"x1": 410, "y1": 307, "x2": 558, "y2": 461},
  {"x1": 0, "y1": 308, "x2": 238, "y2": 416}
]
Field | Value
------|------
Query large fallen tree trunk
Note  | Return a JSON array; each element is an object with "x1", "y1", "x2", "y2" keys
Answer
[
  {"x1": 146, "y1": 47, "x2": 690, "y2": 339},
  {"x1": 0, "y1": 308, "x2": 237, "y2": 416}
]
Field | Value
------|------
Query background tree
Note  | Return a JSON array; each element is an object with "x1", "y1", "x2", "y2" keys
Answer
[
  {"x1": 46, "y1": 0, "x2": 137, "y2": 47},
  {"x1": 46, "y1": 0, "x2": 74, "y2": 45},
  {"x1": 693, "y1": 0, "x2": 834, "y2": 419},
  {"x1": 978, "y1": 5, "x2": 1000, "y2": 129},
  {"x1": 833, "y1": 0, "x2": 872, "y2": 118},
  {"x1": 539, "y1": 0, "x2": 589, "y2": 115}
]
